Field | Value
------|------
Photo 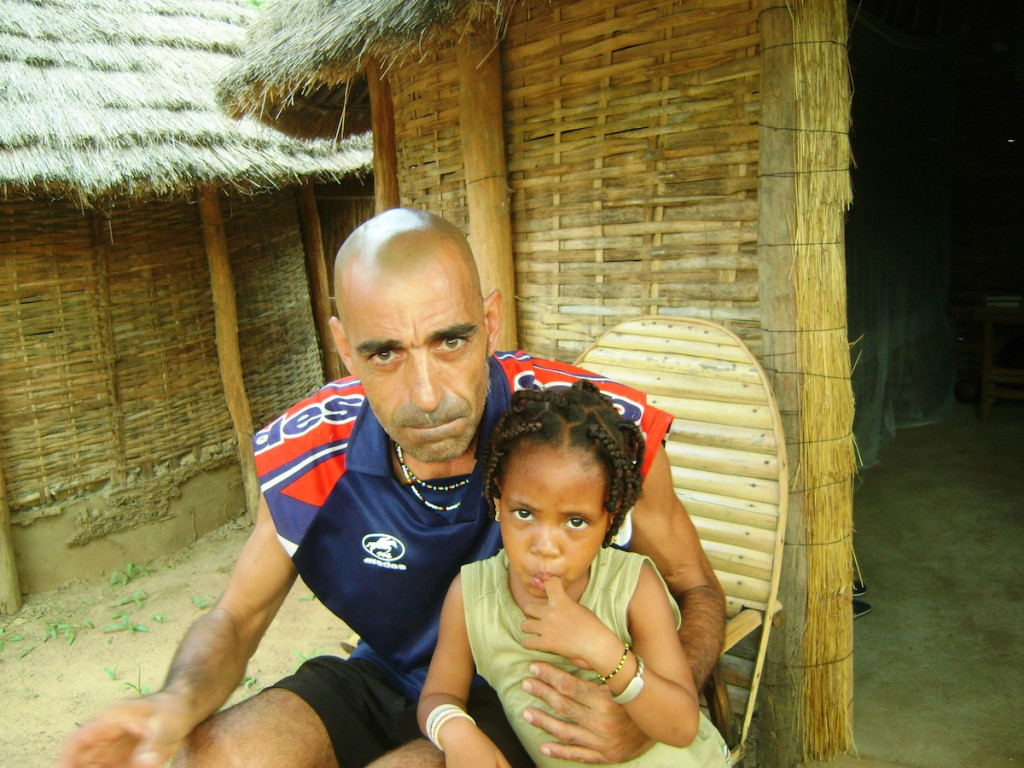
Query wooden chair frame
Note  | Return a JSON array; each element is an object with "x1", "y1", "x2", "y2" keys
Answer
[{"x1": 575, "y1": 317, "x2": 787, "y2": 761}]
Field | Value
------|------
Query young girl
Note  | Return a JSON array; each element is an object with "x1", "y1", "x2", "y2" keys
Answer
[{"x1": 418, "y1": 380, "x2": 731, "y2": 767}]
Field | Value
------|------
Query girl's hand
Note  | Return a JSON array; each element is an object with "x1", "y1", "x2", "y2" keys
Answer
[
  {"x1": 438, "y1": 718, "x2": 514, "y2": 768},
  {"x1": 520, "y1": 576, "x2": 612, "y2": 666}
]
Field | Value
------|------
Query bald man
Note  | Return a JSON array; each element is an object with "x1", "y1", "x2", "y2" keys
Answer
[{"x1": 60, "y1": 209, "x2": 725, "y2": 768}]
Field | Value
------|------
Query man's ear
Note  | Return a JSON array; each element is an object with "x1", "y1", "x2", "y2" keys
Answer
[
  {"x1": 329, "y1": 316, "x2": 354, "y2": 371},
  {"x1": 483, "y1": 288, "x2": 503, "y2": 355}
]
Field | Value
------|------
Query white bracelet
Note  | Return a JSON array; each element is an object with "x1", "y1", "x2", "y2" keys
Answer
[
  {"x1": 611, "y1": 654, "x2": 645, "y2": 704},
  {"x1": 425, "y1": 704, "x2": 475, "y2": 751}
]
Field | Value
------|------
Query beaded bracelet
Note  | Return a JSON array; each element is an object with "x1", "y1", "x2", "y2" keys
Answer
[{"x1": 597, "y1": 643, "x2": 631, "y2": 684}]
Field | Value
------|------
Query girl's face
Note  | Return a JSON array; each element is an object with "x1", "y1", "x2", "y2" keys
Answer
[{"x1": 496, "y1": 444, "x2": 612, "y2": 607}]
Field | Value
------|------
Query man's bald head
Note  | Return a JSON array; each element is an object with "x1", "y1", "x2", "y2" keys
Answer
[{"x1": 334, "y1": 208, "x2": 482, "y2": 326}]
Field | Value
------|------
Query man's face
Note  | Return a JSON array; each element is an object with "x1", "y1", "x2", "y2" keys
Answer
[{"x1": 333, "y1": 249, "x2": 500, "y2": 465}]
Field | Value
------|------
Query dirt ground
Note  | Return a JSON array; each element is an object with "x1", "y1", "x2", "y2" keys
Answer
[{"x1": 0, "y1": 520, "x2": 353, "y2": 767}]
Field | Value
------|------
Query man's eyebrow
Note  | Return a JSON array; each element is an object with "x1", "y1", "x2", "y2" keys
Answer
[
  {"x1": 355, "y1": 338, "x2": 401, "y2": 357},
  {"x1": 427, "y1": 323, "x2": 478, "y2": 345}
]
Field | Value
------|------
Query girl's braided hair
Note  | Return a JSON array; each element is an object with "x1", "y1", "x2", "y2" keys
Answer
[{"x1": 481, "y1": 379, "x2": 646, "y2": 546}]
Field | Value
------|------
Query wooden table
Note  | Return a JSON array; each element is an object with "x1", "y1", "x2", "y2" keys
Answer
[{"x1": 974, "y1": 305, "x2": 1024, "y2": 421}]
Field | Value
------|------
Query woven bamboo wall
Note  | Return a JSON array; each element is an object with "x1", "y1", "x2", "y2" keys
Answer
[
  {"x1": 0, "y1": 190, "x2": 323, "y2": 543},
  {"x1": 502, "y1": 0, "x2": 762, "y2": 362},
  {"x1": 393, "y1": 47, "x2": 470, "y2": 231},
  {"x1": 314, "y1": 178, "x2": 376, "y2": 304},
  {"x1": 0, "y1": 198, "x2": 231, "y2": 519},
  {"x1": 224, "y1": 190, "x2": 326, "y2": 427}
]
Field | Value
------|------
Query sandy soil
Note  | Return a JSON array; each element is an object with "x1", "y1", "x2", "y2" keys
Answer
[{"x1": 0, "y1": 520, "x2": 354, "y2": 767}]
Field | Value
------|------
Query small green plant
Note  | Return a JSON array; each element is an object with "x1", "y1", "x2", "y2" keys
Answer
[
  {"x1": 190, "y1": 594, "x2": 215, "y2": 611},
  {"x1": 120, "y1": 668, "x2": 151, "y2": 697},
  {"x1": 104, "y1": 665, "x2": 120, "y2": 680},
  {"x1": 111, "y1": 590, "x2": 149, "y2": 610},
  {"x1": 151, "y1": 612, "x2": 167, "y2": 623},
  {"x1": 103, "y1": 612, "x2": 148, "y2": 635},
  {"x1": 109, "y1": 563, "x2": 150, "y2": 589},
  {"x1": 0, "y1": 628, "x2": 26, "y2": 655},
  {"x1": 242, "y1": 675, "x2": 259, "y2": 690},
  {"x1": 44, "y1": 619, "x2": 95, "y2": 646},
  {"x1": 299, "y1": 593, "x2": 317, "y2": 602}
]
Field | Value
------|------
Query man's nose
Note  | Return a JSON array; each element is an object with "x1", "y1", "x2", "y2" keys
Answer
[{"x1": 407, "y1": 351, "x2": 443, "y2": 414}]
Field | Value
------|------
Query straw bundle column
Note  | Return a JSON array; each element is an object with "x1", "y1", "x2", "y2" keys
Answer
[
  {"x1": 456, "y1": 28, "x2": 517, "y2": 350},
  {"x1": 297, "y1": 182, "x2": 343, "y2": 382},
  {"x1": 792, "y1": 0, "x2": 855, "y2": 757},
  {"x1": 757, "y1": 1, "x2": 855, "y2": 764},
  {"x1": 367, "y1": 58, "x2": 400, "y2": 213},
  {"x1": 198, "y1": 186, "x2": 260, "y2": 522}
]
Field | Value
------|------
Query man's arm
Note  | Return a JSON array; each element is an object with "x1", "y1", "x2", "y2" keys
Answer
[
  {"x1": 59, "y1": 495, "x2": 298, "y2": 768},
  {"x1": 162, "y1": 494, "x2": 298, "y2": 719},
  {"x1": 628, "y1": 445, "x2": 726, "y2": 688}
]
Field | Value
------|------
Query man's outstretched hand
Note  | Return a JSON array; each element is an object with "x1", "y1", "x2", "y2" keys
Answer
[{"x1": 58, "y1": 692, "x2": 189, "y2": 768}]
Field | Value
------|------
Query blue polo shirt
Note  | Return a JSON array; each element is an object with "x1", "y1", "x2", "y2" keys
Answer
[{"x1": 253, "y1": 352, "x2": 672, "y2": 699}]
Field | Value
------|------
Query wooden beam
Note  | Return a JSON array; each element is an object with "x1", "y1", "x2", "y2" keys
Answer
[
  {"x1": 755, "y1": 7, "x2": 805, "y2": 767},
  {"x1": 197, "y1": 186, "x2": 260, "y2": 522},
  {"x1": 366, "y1": 58, "x2": 400, "y2": 213},
  {"x1": 456, "y1": 30, "x2": 518, "y2": 350},
  {"x1": 0, "y1": 449, "x2": 21, "y2": 614},
  {"x1": 91, "y1": 210, "x2": 127, "y2": 484},
  {"x1": 297, "y1": 182, "x2": 343, "y2": 382}
]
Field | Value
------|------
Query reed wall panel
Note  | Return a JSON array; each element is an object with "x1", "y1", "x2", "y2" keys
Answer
[
  {"x1": 0, "y1": 200, "x2": 114, "y2": 508},
  {"x1": 0, "y1": 198, "x2": 233, "y2": 515},
  {"x1": 503, "y1": 0, "x2": 762, "y2": 362},
  {"x1": 105, "y1": 200, "x2": 231, "y2": 469},
  {"x1": 223, "y1": 190, "x2": 325, "y2": 429},
  {"x1": 392, "y1": 47, "x2": 469, "y2": 231},
  {"x1": 1, "y1": 191, "x2": 323, "y2": 542}
]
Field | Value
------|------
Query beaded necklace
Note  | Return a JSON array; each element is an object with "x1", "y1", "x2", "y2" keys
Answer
[{"x1": 394, "y1": 443, "x2": 471, "y2": 513}]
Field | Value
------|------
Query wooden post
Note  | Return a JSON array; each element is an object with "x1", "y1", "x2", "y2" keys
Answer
[
  {"x1": 197, "y1": 186, "x2": 260, "y2": 522},
  {"x1": 297, "y1": 182, "x2": 343, "y2": 382},
  {"x1": 456, "y1": 29, "x2": 518, "y2": 351},
  {"x1": 92, "y1": 210, "x2": 128, "y2": 484},
  {"x1": 756, "y1": 7, "x2": 805, "y2": 767},
  {"x1": 0, "y1": 453, "x2": 22, "y2": 614},
  {"x1": 366, "y1": 58, "x2": 400, "y2": 213}
]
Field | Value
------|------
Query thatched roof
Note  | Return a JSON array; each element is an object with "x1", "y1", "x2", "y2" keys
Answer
[
  {"x1": 0, "y1": 0, "x2": 373, "y2": 204},
  {"x1": 218, "y1": 0, "x2": 517, "y2": 139}
]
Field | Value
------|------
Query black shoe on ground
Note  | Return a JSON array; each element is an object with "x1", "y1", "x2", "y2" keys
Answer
[
  {"x1": 853, "y1": 579, "x2": 867, "y2": 598},
  {"x1": 853, "y1": 599, "x2": 871, "y2": 618}
]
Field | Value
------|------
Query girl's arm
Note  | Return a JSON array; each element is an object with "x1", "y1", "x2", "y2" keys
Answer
[
  {"x1": 418, "y1": 575, "x2": 513, "y2": 767},
  {"x1": 613, "y1": 560, "x2": 701, "y2": 747},
  {"x1": 520, "y1": 564, "x2": 700, "y2": 748}
]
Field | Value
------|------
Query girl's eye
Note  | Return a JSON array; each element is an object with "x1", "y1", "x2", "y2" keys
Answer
[
  {"x1": 567, "y1": 517, "x2": 589, "y2": 530},
  {"x1": 512, "y1": 508, "x2": 532, "y2": 521}
]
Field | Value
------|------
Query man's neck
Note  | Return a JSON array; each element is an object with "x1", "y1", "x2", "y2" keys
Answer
[{"x1": 392, "y1": 441, "x2": 478, "y2": 483}]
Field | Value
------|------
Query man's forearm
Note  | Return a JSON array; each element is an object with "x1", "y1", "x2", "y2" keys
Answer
[
  {"x1": 676, "y1": 584, "x2": 727, "y2": 689},
  {"x1": 161, "y1": 607, "x2": 252, "y2": 726}
]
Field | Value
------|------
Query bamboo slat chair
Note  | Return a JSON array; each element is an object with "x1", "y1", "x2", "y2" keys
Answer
[{"x1": 575, "y1": 316, "x2": 787, "y2": 762}]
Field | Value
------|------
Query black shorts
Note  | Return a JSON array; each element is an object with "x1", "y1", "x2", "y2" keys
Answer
[{"x1": 272, "y1": 655, "x2": 534, "y2": 768}]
